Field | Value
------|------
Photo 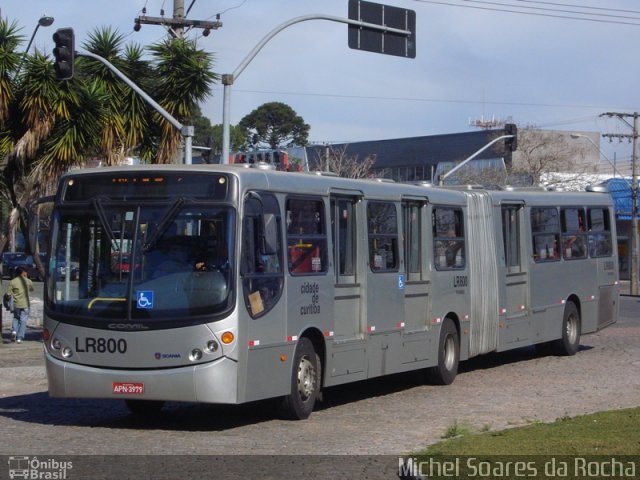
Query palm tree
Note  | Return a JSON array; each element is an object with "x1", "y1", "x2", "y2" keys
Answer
[
  {"x1": 148, "y1": 37, "x2": 218, "y2": 163},
  {"x1": 0, "y1": 18, "x2": 220, "y2": 264},
  {"x1": 79, "y1": 27, "x2": 154, "y2": 165},
  {"x1": 0, "y1": 18, "x2": 103, "y2": 258}
]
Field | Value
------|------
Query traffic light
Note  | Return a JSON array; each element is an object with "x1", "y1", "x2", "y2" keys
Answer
[
  {"x1": 201, "y1": 136, "x2": 213, "y2": 163},
  {"x1": 504, "y1": 123, "x2": 518, "y2": 152},
  {"x1": 52, "y1": 28, "x2": 75, "y2": 80}
]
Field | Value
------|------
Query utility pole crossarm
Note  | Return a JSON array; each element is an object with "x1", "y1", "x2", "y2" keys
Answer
[{"x1": 136, "y1": 16, "x2": 222, "y2": 31}]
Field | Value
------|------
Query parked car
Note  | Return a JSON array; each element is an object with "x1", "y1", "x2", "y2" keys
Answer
[
  {"x1": 56, "y1": 255, "x2": 79, "y2": 281},
  {"x1": 2, "y1": 252, "x2": 47, "y2": 281}
]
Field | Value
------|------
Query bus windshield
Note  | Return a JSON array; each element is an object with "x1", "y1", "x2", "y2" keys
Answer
[{"x1": 47, "y1": 201, "x2": 235, "y2": 325}]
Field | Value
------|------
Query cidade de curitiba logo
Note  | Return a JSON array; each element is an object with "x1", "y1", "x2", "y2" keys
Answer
[{"x1": 8, "y1": 456, "x2": 73, "y2": 479}]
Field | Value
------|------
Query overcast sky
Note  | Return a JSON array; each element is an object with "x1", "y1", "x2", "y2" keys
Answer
[{"x1": 2, "y1": 0, "x2": 640, "y2": 171}]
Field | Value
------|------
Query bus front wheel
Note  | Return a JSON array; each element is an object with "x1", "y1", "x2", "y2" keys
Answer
[
  {"x1": 278, "y1": 337, "x2": 321, "y2": 420},
  {"x1": 553, "y1": 302, "x2": 581, "y2": 356},
  {"x1": 426, "y1": 318, "x2": 459, "y2": 385}
]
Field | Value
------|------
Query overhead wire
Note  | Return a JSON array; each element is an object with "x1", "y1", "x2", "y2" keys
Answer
[
  {"x1": 464, "y1": 0, "x2": 640, "y2": 21},
  {"x1": 412, "y1": 0, "x2": 640, "y2": 26},
  {"x1": 211, "y1": 86, "x2": 640, "y2": 112},
  {"x1": 514, "y1": 0, "x2": 640, "y2": 16}
]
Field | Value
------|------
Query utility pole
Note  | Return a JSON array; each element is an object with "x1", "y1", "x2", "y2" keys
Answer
[
  {"x1": 134, "y1": 0, "x2": 222, "y2": 39},
  {"x1": 133, "y1": 0, "x2": 220, "y2": 164},
  {"x1": 602, "y1": 112, "x2": 639, "y2": 296}
]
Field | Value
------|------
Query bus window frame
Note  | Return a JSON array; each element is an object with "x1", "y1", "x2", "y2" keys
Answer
[
  {"x1": 403, "y1": 200, "x2": 423, "y2": 280},
  {"x1": 587, "y1": 207, "x2": 613, "y2": 258},
  {"x1": 432, "y1": 206, "x2": 465, "y2": 271},
  {"x1": 531, "y1": 207, "x2": 561, "y2": 262},
  {"x1": 367, "y1": 201, "x2": 399, "y2": 273},
  {"x1": 241, "y1": 191, "x2": 284, "y2": 319},
  {"x1": 285, "y1": 196, "x2": 328, "y2": 276},
  {"x1": 561, "y1": 207, "x2": 587, "y2": 261}
]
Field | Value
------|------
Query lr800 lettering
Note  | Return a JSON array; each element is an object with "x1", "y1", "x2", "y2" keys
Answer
[{"x1": 75, "y1": 337, "x2": 127, "y2": 354}]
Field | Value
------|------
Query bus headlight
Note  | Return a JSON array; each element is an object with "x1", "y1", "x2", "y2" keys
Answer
[
  {"x1": 62, "y1": 347, "x2": 73, "y2": 358},
  {"x1": 52, "y1": 338, "x2": 62, "y2": 350},
  {"x1": 205, "y1": 340, "x2": 219, "y2": 353},
  {"x1": 189, "y1": 349, "x2": 203, "y2": 362}
]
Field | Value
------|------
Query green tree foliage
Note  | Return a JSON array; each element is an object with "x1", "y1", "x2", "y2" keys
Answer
[
  {"x1": 188, "y1": 105, "x2": 213, "y2": 147},
  {"x1": 209, "y1": 124, "x2": 247, "y2": 156},
  {"x1": 239, "y1": 101, "x2": 309, "y2": 149}
]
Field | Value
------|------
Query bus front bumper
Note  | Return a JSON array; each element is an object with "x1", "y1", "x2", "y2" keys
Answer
[{"x1": 45, "y1": 353, "x2": 239, "y2": 404}]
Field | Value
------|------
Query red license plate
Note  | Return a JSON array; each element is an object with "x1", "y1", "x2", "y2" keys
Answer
[{"x1": 112, "y1": 382, "x2": 144, "y2": 395}]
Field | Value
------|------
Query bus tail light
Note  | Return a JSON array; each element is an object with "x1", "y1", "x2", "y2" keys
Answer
[{"x1": 221, "y1": 331, "x2": 234, "y2": 344}]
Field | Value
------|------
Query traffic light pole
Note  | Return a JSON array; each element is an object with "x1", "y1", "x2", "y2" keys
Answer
[
  {"x1": 438, "y1": 134, "x2": 514, "y2": 186},
  {"x1": 77, "y1": 51, "x2": 194, "y2": 164},
  {"x1": 221, "y1": 14, "x2": 411, "y2": 164}
]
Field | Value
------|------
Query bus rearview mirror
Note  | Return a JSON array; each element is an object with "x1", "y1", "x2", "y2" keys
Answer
[{"x1": 261, "y1": 213, "x2": 278, "y2": 256}]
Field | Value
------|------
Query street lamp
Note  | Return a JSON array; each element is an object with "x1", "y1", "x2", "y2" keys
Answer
[
  {"x1": 571, "y1": 132, "x2": 638, "y2": 296},
  {"x1": 14, "y1": 15, "x2": 55, "y2": 78}
]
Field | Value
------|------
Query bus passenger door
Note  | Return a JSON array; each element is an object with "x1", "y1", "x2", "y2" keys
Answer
[
  {"x1": 402, "y1": 200, "x2": 430, "y2": 332},
  {"x1": 399, "y1": 199, "x2": 432, "y2": 366},
  {"x1": 499, "y1": 204, "x2": 530, "y2": 348},
  {"x1": 365, "y1": 201, "x2": 404, "y2": 377},
  {"x1": 331, "y1": 197, "x2": 361, "y2": 341}
]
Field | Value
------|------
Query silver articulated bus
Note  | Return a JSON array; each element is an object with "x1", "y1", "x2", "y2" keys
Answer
[{"x1": 43, "y1": 165, "x2": 619, "y2": 419}]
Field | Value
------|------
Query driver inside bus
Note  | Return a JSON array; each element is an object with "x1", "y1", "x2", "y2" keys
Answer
[{"x1": 193, "y1": 240, "x2": 229, "y2": 273}]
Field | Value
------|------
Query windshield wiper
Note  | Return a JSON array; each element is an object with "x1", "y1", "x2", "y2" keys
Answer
[
  {"x1": 91, "y1": 196, "x2": 116, "y2": 243},
  {"x1": 143, "y1": 196, "x2": 189, "y2": 252}
]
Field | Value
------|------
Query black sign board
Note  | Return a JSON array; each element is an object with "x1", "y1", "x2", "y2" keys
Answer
[{"x1": 348, "y1": 0, "x2": 416, "y2": 58}]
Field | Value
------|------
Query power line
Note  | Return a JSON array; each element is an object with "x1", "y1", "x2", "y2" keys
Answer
[
  {"x1": 515, "y1": 0, "x2": 640, "y2": 16},
  {"x1": 465, "y1": 0, "x2": 640, "y2": 20},
  {"x1": 412, "y1": 0, "x2": 640, "y2": 26},
  {"x1": 213, "y1": 86, "x2": 640, "y2": 112}
]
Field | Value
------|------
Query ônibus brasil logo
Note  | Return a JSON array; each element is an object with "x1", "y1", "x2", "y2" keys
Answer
[{"x1": 8, "y1": 456, "x2": 73, "y2": 479}]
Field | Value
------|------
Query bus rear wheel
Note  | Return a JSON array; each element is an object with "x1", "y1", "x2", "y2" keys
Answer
[
  {"x1": 552, "y1": 302, "x2": 581, "y2": 356},
  {"x1": 426, "y1": 318, "x2": 459, "y2": 385},
  {"x1": 125, "y1": 399, "x2": 165, "y2": 416},
  {"x1": 278, "y1": 337, "x2": 321, "y2": 420}
]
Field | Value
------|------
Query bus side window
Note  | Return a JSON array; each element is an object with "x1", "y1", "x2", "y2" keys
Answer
[
  {"x1": 432, "y1": 207, "x2": 465, "y2": 270},
  {"x1": 588, "y1": 207, "x2": 613, "y2": 257},
  {"x1": 241, "y1": 192, "x2": 284, "y2": 318},
  {"x1": 531, "y1": 207, "x2": 560, "y2": 262},
  {"x1": 286, "y1": 197, "x2": 328, "y2": 275},
  {"x1": 561, "y1": 208, "x2": 587, "y2": 260},
  {"x1": 367, "y1": 202, "x2": 399, "y2": 272}
]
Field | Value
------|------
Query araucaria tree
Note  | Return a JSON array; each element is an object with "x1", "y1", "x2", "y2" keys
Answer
[{"x1": 239, "y1": 101, "x2": 309, "y2": 149}]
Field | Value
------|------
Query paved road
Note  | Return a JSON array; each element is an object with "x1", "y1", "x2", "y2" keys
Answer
[{"x1": 0, "y1": 293, "x2": 639, "y2": 477}]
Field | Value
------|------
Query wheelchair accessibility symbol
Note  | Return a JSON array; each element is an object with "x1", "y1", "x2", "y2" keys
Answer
[{"x1": 136, "y1": 291, "x2": 154, "y2": 309}]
